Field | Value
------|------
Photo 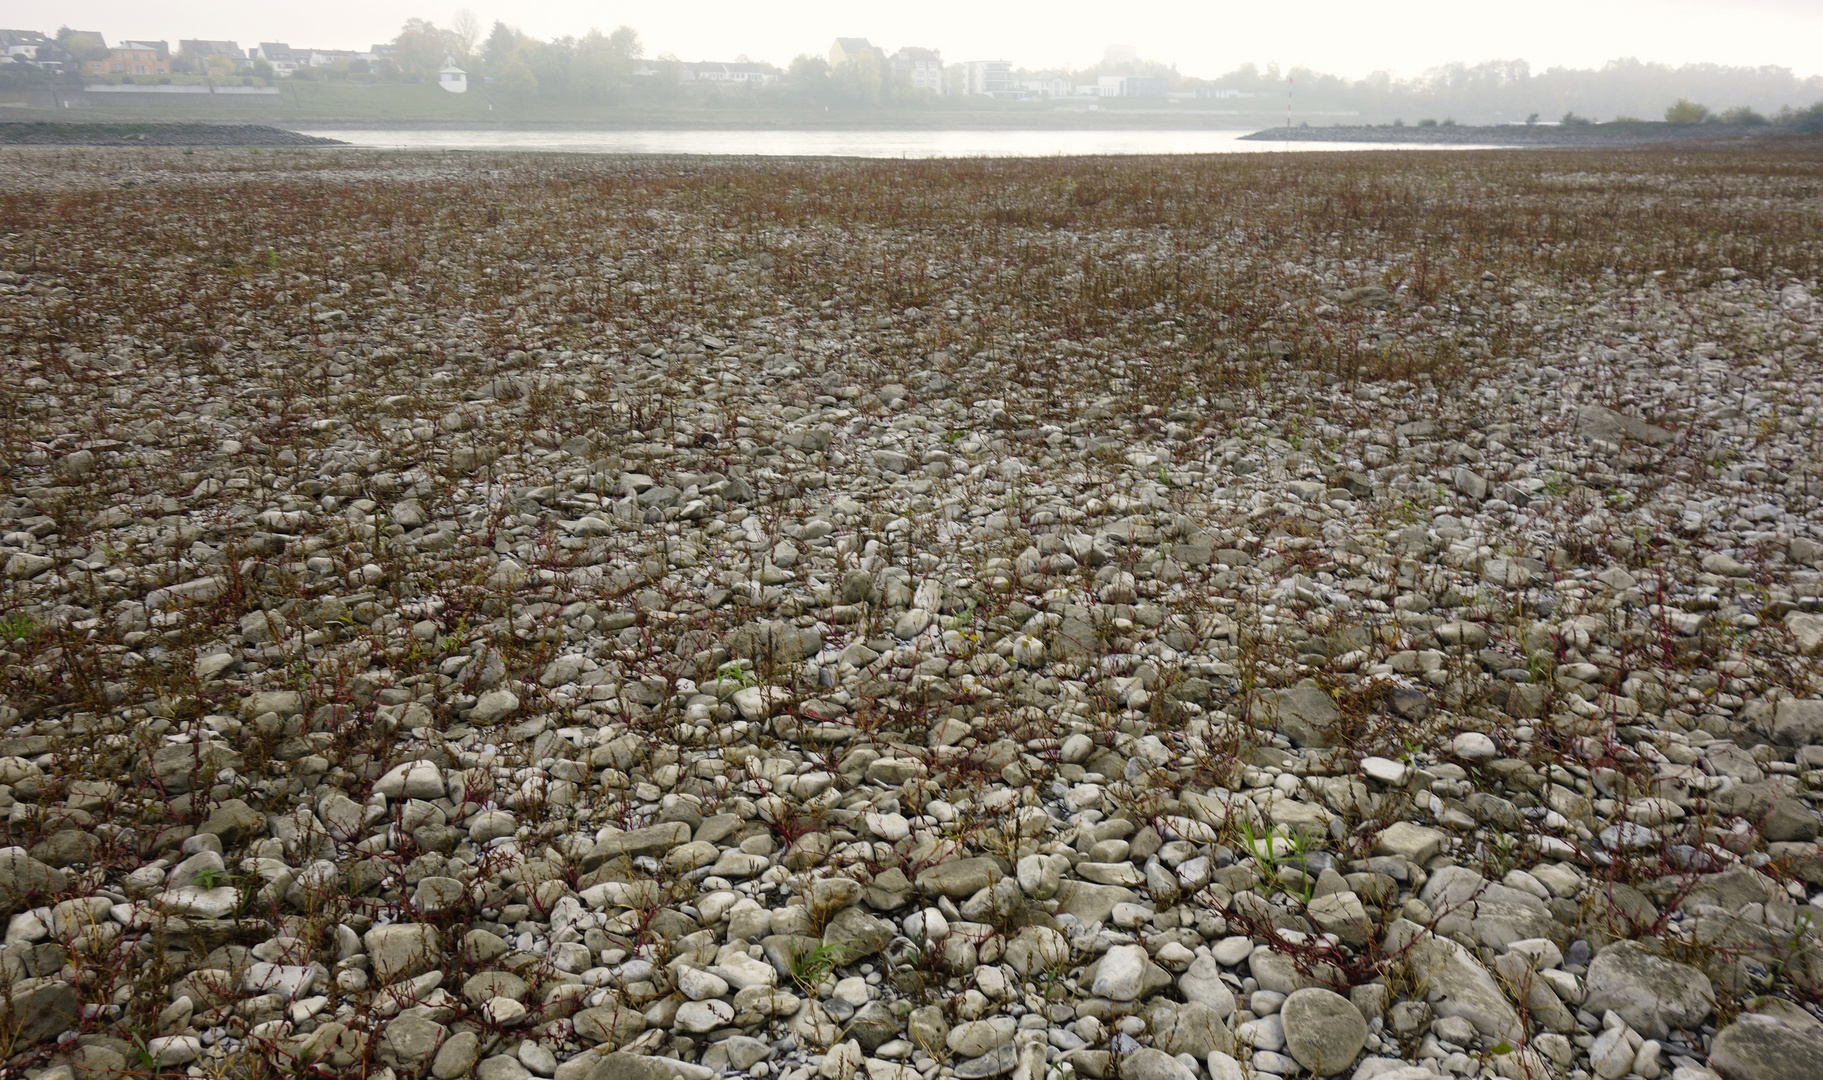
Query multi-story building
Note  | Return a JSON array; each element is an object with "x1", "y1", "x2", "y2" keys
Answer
[
  {"x1": 890, "y1": 47, "x2": 944, "y2": 94},
  {"x1": 964, "y1": 60, "x2": 1018, "y2": 98},
  {"x1": 86, "y1": 42, "x2": 169, "y2": 76},
  {"x1": 829, "y1": 37, "x2": 884, "y2": 69}
]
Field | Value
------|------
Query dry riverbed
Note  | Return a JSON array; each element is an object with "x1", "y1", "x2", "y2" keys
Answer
[{"x1": 0, "y1": 145, "x2": 1821, "y2": 1080}]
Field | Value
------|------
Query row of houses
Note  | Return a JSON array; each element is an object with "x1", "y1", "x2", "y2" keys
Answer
[
  {"x1": 0, "y1": 30, "x2": 404, "y2": 78},
  {"x1": 829, "y1": 40, "x2": 1173, "y2": 100},
  {"x1": 0, "y1": 29, "x2": 173, "y2": 75},
  {"x1": 7, "y1": 27, "x2": 1195, "y2": 101}
]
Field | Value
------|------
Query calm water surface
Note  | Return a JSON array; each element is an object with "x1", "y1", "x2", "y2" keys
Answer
[{"x1": 299, "y1": 128, "x2": 1508, "y2": 157}]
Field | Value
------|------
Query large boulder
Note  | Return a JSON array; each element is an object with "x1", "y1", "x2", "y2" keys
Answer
[
  {"x1": 1708, "y1": 1014, "x2": 1823, "y2": 1080},
  {"x1": 1280, "y1": 987, "x2": 1369, "y2": 1076},
  {"x1": 0, "y1": 847, "x2": 66, "y2": 916},
  {"x1": 1582, "y1": 940, "x2": 1714, "y2": 1039},
  {"x1": 1264, "y1": 680, "x2": 1340, "y2": 748},
  {"x1": 364, "y1": 924, "x2": 442, "y2": 985},
  {"x1": 1383, "y1": 920, "x2": 1522, "y2": 1046}
]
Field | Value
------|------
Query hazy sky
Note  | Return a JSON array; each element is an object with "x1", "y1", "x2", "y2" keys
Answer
[{"x1": 26, "y1": 0, "x2": 1823, "y2": 79}]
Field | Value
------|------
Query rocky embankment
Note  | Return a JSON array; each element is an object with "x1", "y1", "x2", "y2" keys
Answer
[
  {"x1": 0, "y1": 123, "x2": 345, "y2": 147},
  {"x1": 0, "y1": 148, "x2": 1820, "y2": 1080}
]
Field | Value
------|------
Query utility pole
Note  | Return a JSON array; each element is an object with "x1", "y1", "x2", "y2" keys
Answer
[{"x1": 1287, "y1": 74, "x2": 1293, "y2": 128}]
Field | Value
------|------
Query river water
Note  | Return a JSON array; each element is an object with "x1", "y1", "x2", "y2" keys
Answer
[{"x1": 298, "y1": 128, "x2": 1508, "y2": 158}]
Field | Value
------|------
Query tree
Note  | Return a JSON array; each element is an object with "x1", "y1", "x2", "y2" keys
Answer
[
  {"x1": 393, "y1": 18, "x2": 464, "y2": 76},
  {"x1": 484, "y1": 21, "x2": 521, "y2": 74},
  {"x1": 451, "y1": 9, "x2": 482, "y2": 56},
  {"x1": 500, "y1": 57, "x2": 538, "y2": 101},
  {"x1": 1664, "y1": 98, "x2": 1709, "y2": 123},
  {"x1": 56, "y1": 27, "x2": 109, "y2": 62},
  {"x1": 606, "y1": 26, "x2": 642, "y2": 61}
]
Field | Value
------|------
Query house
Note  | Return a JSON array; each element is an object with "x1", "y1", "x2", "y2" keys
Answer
[
  {"x1": 1020, "y1": 74, "x2": 1071, "y2": 98},
  {"x1": 1097, "y1": 75, "x2": 1166, "y2": 98},
  {"x1": 964, "y1": 60, "x2": 1018, "y2": 98},
  {"x1": 86, "y1": 42, "x2": 169, "y2": 76},
  {"x1": 829, "y1": 37, "x2": 883, "y2": 68},
  {"x1": 1, "y1": 29, "x2": 57, "y2": 64},
  {"x1": 178, "y1": 39, "x2": 246, "y2": 75},
  {"x1": 679, "y1": 62, "x2": 779, "y2": 85},
  {"x1": 438, "y1": 61, "x2": 467, "y2": 93},
  {"x1": 253, "y1": 43, "x2": 302, "y2": 75},
  {"x1": 889, "y1": 47, "x2": 944, "y2": 94}
]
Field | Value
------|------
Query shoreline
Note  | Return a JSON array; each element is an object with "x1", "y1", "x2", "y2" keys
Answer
[
  {"x1": 1238, "y1": 121, "x2": 1782, "y2": 146},
  {"x1": 0, "y1": 121, "x2": 345, "y2": 146}
]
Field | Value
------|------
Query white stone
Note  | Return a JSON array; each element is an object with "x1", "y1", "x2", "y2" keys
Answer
[{"x1": 1452, "y1": 732, "x2": 1498, "y2": 762}]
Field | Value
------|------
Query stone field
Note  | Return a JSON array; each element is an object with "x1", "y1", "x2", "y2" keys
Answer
[{"x1": 0, "y1": 144, "x2": 1821, "y2": 1080}]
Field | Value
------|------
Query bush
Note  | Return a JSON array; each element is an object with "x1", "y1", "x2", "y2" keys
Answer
[
  {"x1": 1417, "y1": 117, "x2": 1438, "y2": 127},
  {"x1": 1665, "y1": 98, "x2": 1709, "y2": 124},
  {"x1": 1717, "y1": 105, "x2": 1768, "y2": 126},
  {"x1": 1561, "y1": 111, "x2": 1592, "y2": 126}
]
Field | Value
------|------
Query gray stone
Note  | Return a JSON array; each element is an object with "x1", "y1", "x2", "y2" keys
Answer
[
  {"x1": 1307, "y1": 892, "x2": 1373, "y2": 947},
  {"x1": 1146, "y1": 1000, "x2": 1235, "y2": 1058},
  {"x1": 572, "y1": 1000, "x2": 647, "y2": 1047},
  {"x1": 1266, "y1": 680, "x2": 1340, "y2": 748},
  {"x1": 377, "y1": 1010, "x2": 447, "y2": 1070},
  {"x1": 1582, "y1": 940, "x2": 1714, "y2": 1040},
  {"x1": 1789, "y1": 613, "x2": 1823, "y2": 657},
  {"x1": 1016, "y1": 853, "x2": 1059, "y2": 899},
  {"x1": 581, "y1": 1052, "x2": 714, "y2": 1080},
  {"x1": 584, "y1": 822, "x2": 693, "y2": 869},
  {"x1": 953, "y1": 1044, "x2": 1019, "y2": 1079},
  {"x1": 364, "y1": 923, "x2": 442, "y2": 984},
  {"x1": 0, "y1": 848, "x2": 67, "y2": 916},
  {"x1": 823, "y1": 905, "x2": 895, "y2": 963},
  {"x1": 675, "y1": 998, "x2": 735, "y2": 1033},
  {"x1": 472, "y1": 689, "x2": 521, "y2": 723},
  {"x1": 0, "y1": 977, "x2": 79, "y2": 1044},
  {"x1": 434, "y1": 1031, "x2": 482, "y2": 1080},
  {"x1": 908, "y1": 1005, "x2": 950, "y2": 1054},
  {"x1": 703, "y1": 1035, "x2": 773, "y2": 1072},
  {"x1": 1373, "y1": 821, "x2": 1448, "y2": 865},
  {"x1": 915, "y1": 856, "x2": 1002, "y2": 899},
  {"x1": 1092, "y1": 944, "x2": 1151, "y2": 1001},
  {"x1": 1577, "y1": 405, "x2": 1674, "y2": 447},
  {"x1": 1280, "y1": 987, "x2": 1368, "y2": 1077},
  {"x1": 1121, "y1": 1048, "x2": 1199, "y2": 1080},
  {"x1": 480, "y1": 1055, "x2": 532, "y2": 1080},
  {"x1": 949, "y1": 1017, "x2": 1017, "y2": 1057},
  {"x1": 1052, "y1": 880, "x2": 1136, "y2": 925},
  {"x1": 848, "y1": 1001, "x2": 900, "y2": 1051},
  {"x1": 1178, "y1": 955, "x2": 1236, "y2": 1018},
  {"x1": 1004, "y1": 925, "x2": 1068, "y2": 977},
  {"x1": 1382, "y1": 920, "x2": 1522, "y2": 1046},
  {"x1": 1773, "y1": 698, "x2": 1823, "y2": 746},
  {"x1": 1708, "y1": 1014, "x2": 1823, "y2": 1080}
]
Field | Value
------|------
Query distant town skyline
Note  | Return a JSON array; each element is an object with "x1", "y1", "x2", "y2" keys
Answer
[{"x1": 12, "y1": 0, "x2": 1823, "y2": 80}]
